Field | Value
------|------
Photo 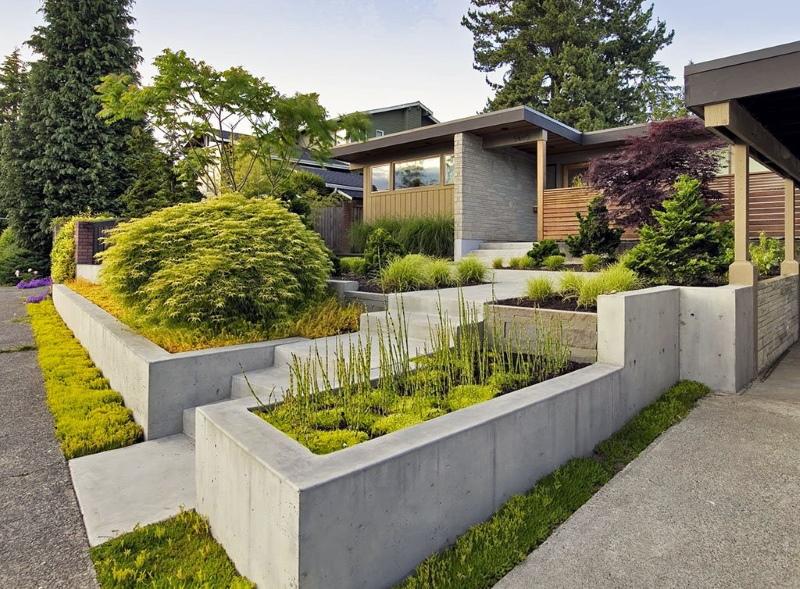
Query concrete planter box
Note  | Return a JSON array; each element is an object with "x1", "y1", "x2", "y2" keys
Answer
[
  {"x1": 328, "y1": 279, "x2": 389, "y2": 312},
  {"x1": 52, "y1": 285, "x2": 303, "y2": 439},
  {"x1": 196, "y1": 287, "x2": 681, "y2": 589},
  {"x1": 485, "y1": 303, "x2": 597, "y2": 363}
]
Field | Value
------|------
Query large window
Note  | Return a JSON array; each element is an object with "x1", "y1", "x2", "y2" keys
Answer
[
  {"x1": 444, "y1": 154, "x2": 455, "y2": 185},
  {"x1": 371, "y1": 164, "x2": 390, "y2": 192},
  {"x1": 394, "y1": 157, "x2": 440, "y2": 189}
]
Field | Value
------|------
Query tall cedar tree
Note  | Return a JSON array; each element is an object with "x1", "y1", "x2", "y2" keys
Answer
[
  {"x1": 7, "y1": 0, "x2": 141, "y2": 255},
  {"x1": 586, "y1": 117, "x2": 724, "y2": 228},
  {"x1": 0, "y1": 50, "x2": 28, "y2": 229},
  {"x1": 462, "y1": 0, "x2": 681, "y2": 130}
]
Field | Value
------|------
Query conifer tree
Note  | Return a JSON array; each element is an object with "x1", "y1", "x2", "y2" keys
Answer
[
  {"x1": 0, "y1": 49, "x2": 28, "y2": 230},
  {"x1": 462, "y1": 0, "x2": 679, "y2": 129}
]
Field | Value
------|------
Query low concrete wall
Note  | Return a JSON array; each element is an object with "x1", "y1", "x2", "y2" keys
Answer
[
  {"x1": 485, "y1": 304, "x2": 597, "y2": 363},
  {"x1": 679, "y1": 285, "x2": 755, "y2": 393},
  {"x1": 342, "y1": 290, "x2": 388, "y2": 312},
  {"x1": 196, "y1": 286, "x2": 681, "y2": 589},
  {"x1": 75, "y1": 264, "x2": 101, "y2": 284},
  {"x1": 52, "y1": 285, "x2": 303, "y2": 439},
  {"x1": 757, "y1": 274, "x2": 799, "y2": 371}
]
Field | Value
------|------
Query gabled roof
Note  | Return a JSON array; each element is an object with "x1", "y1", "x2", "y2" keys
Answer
[{"x1": 363, "y1": 101, "x2": 438, "y2": 123}]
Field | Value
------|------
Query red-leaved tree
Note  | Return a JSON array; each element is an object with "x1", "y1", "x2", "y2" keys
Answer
[{"x1": 585, "y1": 117, "x2": 725, "y2": 228}]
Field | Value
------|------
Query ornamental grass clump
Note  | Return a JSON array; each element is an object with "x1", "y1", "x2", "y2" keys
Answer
[
  {"x1": 558, "y1": 271, "x2": 585, "y2": 300},
  {"x1": 339, "y1": 256, "x2": 366, "y2": 277},
  {"x1": 100, "y1": 194, "x2": 331, "y2": 331},
  {"x1": 508, "y1": 256, "x2": 533, "y2": 270},
  {"x1": 582, "y1": 253, "x2": 603, "y2": 272},
  {"x1": 525, "y1": 277, "x2": 553, "y2": 303},
  {"x1": 543, "y1": 255, "x2": 566, "y2": 271},
  {"x1": 379, "y1": 254, "x2": 431, "y2": 292},
  {"x1": 577, "y1": 264, "x2": 640, "y2": 309},
  {"x1": 456, "y1": 256, "x2": 487, "y2": 284}
]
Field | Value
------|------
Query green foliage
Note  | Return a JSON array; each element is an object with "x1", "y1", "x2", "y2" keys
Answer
[
  {"x1": 304, "y1": 430, "x2": 369, "y2": 454},
  {"x1": 364, "y1": 228, "x2": 405, "y2": 276},
  {"x1": 582, "y1": 253, "x2": 603, "y2": 272},
  {"x1": 340, "y1": 256, "x2": 366, "y2": 277},
  {"x1": 50, "y1": 218, "x2": 76, "y2": 283},
  {"x1": 542, "y1": 255, "x2": 565, "y2": 271},
  {"x1": 350, "y1": 216, "x2": 455, "y2": 258},
  {"x1": 0, "y1": 227, "x2": 48, "y2": 285},
  {"x1": 625, "y1": 176, "x2": 733, "y2": 285},
  {"x1": 462, "y1": 0, "x2": 678, "y2": 130},
  {"x1": 565, "y1": 197, "x2": 623, "y2": 257},
  {"x1": 28, "y1": 299, "x2": 142, "y2": 459},
  {"x1": 446, "y1": 385, "x2": 498, "y2": 411},
  {"x1": 100, "y1": 194, "x2": 331, "y2": 330},
  {"x1": 5, "y1": 1, "x2": 141, "y2": 256},
  {"x1": 398, "y1": 381, "x2": 709, "y2": 588},
  {"x1": 0, "y1": 50, "x2": 27, "y2": 232},
  {"x1": 576, "y1": 264, "x2": 640, "y2": 309},
  {"x1": 525, "y1": 277, "x2": 554, "y2": 303},
  {"x1": 749, "y1": 232, "x2": 783, "y2": 277},
  {"x1": 427, "y1": 258, "x2": 456, "y2": 288},
  {"x1": 91, "y1": 509, "x2": 253, "y2": 588},
  {"x1": 558, "y1": 271, "x2": 585, "y2": 300},
  {"x1": 97, "y1": 49, "x2": 368, "y2": 197},
  {"x1": 508, "y1": 256, "x2": 534, "y2": 270},
  {"x1": 456, "y1": 257, "x2": 487, "y2": 285},
  {"x1": 527, "y1": 240, "x2": 560, "y2": 266},
  {"x1": 287, "y1": 297, "x2": 363, "y2": 340},
  {"x1": 380, "y1": 254, "x2": 433, "y2": 292},
  {"x1": 492, "y1": 257, "x2": 504, "y2": 269}
]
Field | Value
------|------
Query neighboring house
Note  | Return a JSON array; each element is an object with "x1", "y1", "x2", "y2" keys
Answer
[
  {"x1": 331, "y1": 105, "x2": 790, "y2": 259},
  {"x1": 336, "y1": 101, "x2": 438, "y2": 143}
]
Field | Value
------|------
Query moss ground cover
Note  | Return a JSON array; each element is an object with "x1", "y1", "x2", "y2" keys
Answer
[
  {"x1": 90, "y1": 510, "x2": 253, "y2": 588},
  {"x1": 27, "y1": 299, "x2": 142, "y2": 459},
  {"x1": 68, "y1": 279, "x2": 362, "y2": 353},
  {"x1": 398, "y1": 380, "x2": 710, "y2": 588}
]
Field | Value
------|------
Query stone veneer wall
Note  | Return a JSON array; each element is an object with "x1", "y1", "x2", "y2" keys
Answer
[
  {"x1": 454, "y1": 132, "x2": 536, "y2": 257},
  {"x1": 757, "y1": 274, "x2": 799, "y2": 371}
]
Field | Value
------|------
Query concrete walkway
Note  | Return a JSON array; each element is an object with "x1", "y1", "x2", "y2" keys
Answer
[
  {"x1": 0, "y1": 287, "x2": 97, "y2": 588},
  {"x1": 496, "y1": 345, "x2": 800, "y2": 589}
]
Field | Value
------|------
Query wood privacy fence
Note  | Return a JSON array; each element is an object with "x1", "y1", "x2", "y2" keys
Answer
[
  {"x1": 541, "y1": 171, "x2": 799, "y2": 240},
  {"x1": 312, "y1": 200, "x2": 362, "y2": 254}
]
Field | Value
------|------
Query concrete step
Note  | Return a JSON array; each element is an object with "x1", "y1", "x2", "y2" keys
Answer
[
  {"x1": 230, "y1": 363, "x2": 292, "y2": 401},
  {"x1": 478, "y1": 242, "x2": 534, "y2": 250},
  {"x1": 183, "y1": 400, "x2": 233, "y2": 439}
]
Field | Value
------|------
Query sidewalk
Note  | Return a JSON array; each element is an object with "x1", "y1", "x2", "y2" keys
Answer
[
  {"x1": 0, "y1": 287, "x2": 97, "y2": 588},
  {"x1": 496, "y1": 345, "x2": 800, "y2": 588}
]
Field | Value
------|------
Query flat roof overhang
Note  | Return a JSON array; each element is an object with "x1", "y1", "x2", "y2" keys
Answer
[
  {"x1": 332, "y1": 105, "x2": 648, "y2": 165},
  {"x1": 685, "y1": 40, "x2": 800, "y2": 184}
]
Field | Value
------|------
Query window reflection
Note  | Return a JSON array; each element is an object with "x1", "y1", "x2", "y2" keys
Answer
[
  {"x1": 395, "y1": 157, "x2": 440, "y2": 189},
  {"x1": 371, "y1": 164, "x2": 390, "y2": 191},
  {"x1": 444, "y1": 154, "x2": 454, "y2": 184}
]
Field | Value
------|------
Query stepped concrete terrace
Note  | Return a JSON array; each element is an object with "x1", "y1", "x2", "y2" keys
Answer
[{"x1": 69, "y1": 269, "x2": 560, "y2": 545}]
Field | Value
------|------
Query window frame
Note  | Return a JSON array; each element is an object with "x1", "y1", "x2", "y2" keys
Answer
[{"x1": 367, "y1": 153, "x2": 456, "y2": 193}]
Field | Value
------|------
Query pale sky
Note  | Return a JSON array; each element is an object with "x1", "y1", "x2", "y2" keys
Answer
[{"x1": 2, "y1": 1, "x2": 799, "y2": 123}]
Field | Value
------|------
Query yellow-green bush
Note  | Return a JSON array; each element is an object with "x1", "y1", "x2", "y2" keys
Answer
[
  {"x1": 525, "y1": 277, "x2": 554, "y2": 302},
  {"x1": 28, "y1": 300, "x2": 142, "y2": 459},
  {"x1": 50, "y1": 218, "x2": 78, "y2": 283},
  {"x1": 100, "y1": 194, "x2": 331, "y2": 330}
]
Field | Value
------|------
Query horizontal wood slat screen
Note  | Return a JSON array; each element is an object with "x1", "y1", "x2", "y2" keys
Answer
[
  {"x1": 542, "y1": 172, "x2": 800, "y2": 240},
  {"x1": 364, "y1": 185, "x2": 454, "y2": 222}
]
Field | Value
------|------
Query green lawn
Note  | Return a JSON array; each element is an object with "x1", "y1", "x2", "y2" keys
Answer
[{"x1": 398, "y1": 380, "x2": 710, "y2": 589}]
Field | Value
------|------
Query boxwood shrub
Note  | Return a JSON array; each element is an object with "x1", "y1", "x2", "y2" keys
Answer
[{"x1": 100, "y1": 194, "x2": 331, "y2": 330}]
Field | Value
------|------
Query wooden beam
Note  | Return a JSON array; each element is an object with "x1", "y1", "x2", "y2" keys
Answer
[
  {"x1": 536, "y1": 139, "x2": 546, "y2": 240},
  {"x1": 704, "y1": 100, "x2": 800, "y2": 183},
  {"x1": 482, "y1": 128, "x2": 547, "y2": 150},
  {"x1": 728, "y1": 142, "x2": 757, "y2": 285}
]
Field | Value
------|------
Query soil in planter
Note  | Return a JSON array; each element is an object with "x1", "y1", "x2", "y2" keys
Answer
[
  {"x1": 332, "y1": 276, "x2": 483, "y2": 294},
  {"x1": 495, "y1": 296, "x2": 596, "y2": 313}
]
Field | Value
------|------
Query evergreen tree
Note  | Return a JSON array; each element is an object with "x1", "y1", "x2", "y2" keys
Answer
[
  {"x1": 565, "y1": 196, "x2": 623, "y2": 257},
  {"x1": 462, "y1": 0, "x2": 679, "y2": 130},
  {"x1": 0, "y1": 50, "x2": 28, "y2": 231},
  {"x1": 7, "y1": 0, "x2": 141, "y2": 254}
]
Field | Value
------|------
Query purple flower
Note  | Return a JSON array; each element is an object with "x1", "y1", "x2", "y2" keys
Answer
[
  {"x1": 17, "y1": 276, "x2": 53, "y2": 289},
  {"x1": 26, "y1": 291, "x2": 50, "y2": 304}
]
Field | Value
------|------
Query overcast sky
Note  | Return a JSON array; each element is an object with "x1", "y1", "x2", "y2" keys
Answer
[{"x1": 2, "y1": 1, "x2": 799, "y2": 123}]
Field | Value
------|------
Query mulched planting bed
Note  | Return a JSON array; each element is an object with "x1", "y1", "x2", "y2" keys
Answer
[
  {"x1": 333, "y1": 276, "x2": 483, "y2": 293},
  {"x1": 494, "y1": 296, "x2": 597, "y2": 313}
]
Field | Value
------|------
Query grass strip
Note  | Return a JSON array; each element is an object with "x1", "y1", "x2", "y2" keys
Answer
[
  {"x1": 398, "y1": 380, "x2": 710, "y2": 589},
  {"x1": 27, "y1": 299, "x2": 143, "y2": 459},
  {"x1": 0, "y1": 344, "x2": 36, "y2": 353},
  {"x1": 90, "y1": 509, "x2": 253, "y2": 588}
]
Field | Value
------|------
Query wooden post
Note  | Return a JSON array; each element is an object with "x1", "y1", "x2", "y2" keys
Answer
[
  {"x1": 781, "y1": 178, "x2": 799, "y2": 275},
  {"x1": 536, "y1": 139, "x2": 546, "y2": 241},
  {"x1": 728, "y1": 142, "x2": 757, "y2": 285}
]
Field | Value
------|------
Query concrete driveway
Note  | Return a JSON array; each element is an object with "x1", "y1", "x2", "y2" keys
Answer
[{"x1": 496, "y1": 345, "x2": 800, "y2": 588}]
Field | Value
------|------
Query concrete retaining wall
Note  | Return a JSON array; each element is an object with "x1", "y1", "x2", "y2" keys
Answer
[
  {"x1": 195, "y1": 286, "x2": 680, "y2": 589},
  {"x1": 52, "y1": 285, "x2": 303, "y2": 439},
  {"x1": 757, "y1": 274, "x2": 799, "y2": 371},
  {"x1": 485, "y1": 304, "x2": 597, "y2": 363}
]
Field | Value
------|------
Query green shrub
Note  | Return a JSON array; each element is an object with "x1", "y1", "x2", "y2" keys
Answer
[
  {"x1": 625, "y1": 176, "x2": 732, "y2": 286},
  {"x1": 305, "y1": 429, "x2": 369, "y2": 454},
  {"x1": 456, "y1": 257, "x2": 487, "y2": 284},
  {"x1": 28, "y1": 300, "x2": 142, "y2": 459},
  {"x1": 749, "y1": 232, "x2": 783, "y2": 276},
  {"x1": 0, "y1": 228, "x2": 49, "y2": 285},
  {"x1": 50, "y1": 217, "x2": 77, "y2": 283},
  {"x1": 364, "y1": 227, "x2": 405, "y2": 276},
  {"x1": 558, "y1": 271, "x2": 585, "y2": 299},
  {"x1": 446, "y1": 385, "x2": 498, "y2": 411},
  {"x1": 100, "y1": 194, "x2": 331, "y2": 330},
  {"x1": 427, "y1": 258, "x2": 455, "y2": 289},
  {"x1": 542, "y1": 254, "x2": 565, "y2": 271},
  {"x1": 525, "y1": 277, "x2": 553, "y2": 303},
  {"x1": 492, "y1": 257, "x2": 504, "y2": 269},
  {"x1": 508, "y1": 255, "x2": 533, "y2": 270},
  {"x1": 340, "y1": 256, "x2": 366, "y2": 277},
  {"x1": 582, "y1": 253, "x2": 603, "y2": 272},
  {"x1": 380, "y1": 254, "x2": 432, "y2": 292},
  {"x1": 91, "y1": 509, "x2": 253, "y2": 588},
  {"x1": 565, "y1": 196, "x2": 623, "y2": 258},
  {"x1": 350, "y1": 216, "x2": 454, "y2": 258},
  {"x1": 577, "y1": 264, "x2": 640, "y2": 309},
  {"x1": 527, "y1": 240, "x2": 560, "y2": 266}
]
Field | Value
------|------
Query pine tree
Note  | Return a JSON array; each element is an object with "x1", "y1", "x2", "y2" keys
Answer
[
  {"x1": 7, "y1": 0, "x2": 141, "y2": 254},
  {"x1": 0, "y1": 50, "x2": 28, "y2": 231},
  {"x1": 462, "y1": 0, "x2": 679, "y2": 130}
]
